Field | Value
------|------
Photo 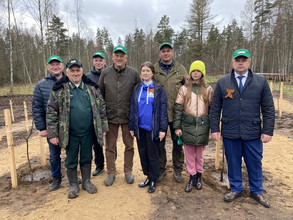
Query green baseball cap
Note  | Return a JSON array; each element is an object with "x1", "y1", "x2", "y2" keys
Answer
[
  {"x1": 159, "y1": 42, "x2": 173, "y2": 50},
  {"x1": 93, "y1": 52, "x2": 106, "y2": 59},
  {"x1": 233, "y1": 49, "x2": 251, "y2": 59},
  {"x1": 113, "y1": 45, "x2": 127, "y2": 54},
  {"x1": 66, "y1": 58, "x2": 82, "y2": 69},
  {"x1": 47, "y1": 55, "x2": 62, "y2": 64}
]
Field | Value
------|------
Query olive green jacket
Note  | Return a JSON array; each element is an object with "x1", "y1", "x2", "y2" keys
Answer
[
  {"x1": 98, "y1": 65, "x2": 141, "y2": 124},
  {"x1": 154, "y1": 59, "x2": 188, "y2": 122},
  {"x1": 46, "y1": 75, "x2": 108, "y2": 149}
]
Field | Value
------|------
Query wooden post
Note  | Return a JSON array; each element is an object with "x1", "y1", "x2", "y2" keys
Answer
[
  {"x1": 279, "y1": 82, "x2": 283, "y2": 117},
  {"x1": 270, "y1": 81, "x2": 273, "y2": 94},
  {"x1": 9, "y1": 100, "x2": 14, "y2": 122},
  {"x1": 4, "y1": 109, "x2": 17, "y2": 188},
  {"x1": 215, "y1": 137, "x2": 220, "y2": 170},
  {"x1": 38, "y1": 132, "x2": 46, "y2": 166},
  {"x1": 23, "y1": 101, "x2": 29, "y2": 132}
]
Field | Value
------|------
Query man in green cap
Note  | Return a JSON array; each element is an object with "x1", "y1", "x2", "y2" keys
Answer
[
  {"x1": 154, "y1": 42, "x2": 189, "y2": 182},
  {"x1": 210, "y1": 49, "x2": 274, "y2": 208},
  {"x1": 86, "y1": 51, "x2": 110, "y2": 177},
  {"x1": 99, "y1": 45, "x2": 141, "y2": 186},
  {"x1": 32, "y1": 55, "x2": 65, "y2": 191},
  {"x1": 46, "y1": 58, "x2": 109, "y2": 199}
]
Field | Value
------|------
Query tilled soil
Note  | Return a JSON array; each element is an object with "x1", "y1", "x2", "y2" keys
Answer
[{"x1": 0, "y1": 83, "x2": 293, "y2": 219}]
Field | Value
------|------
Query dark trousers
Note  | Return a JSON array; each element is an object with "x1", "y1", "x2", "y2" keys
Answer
[
  {"x1": 160, "y1": 122, "x2": 184, "y2": 171},
  {"x1": 47, "y1": 138, "x2": 62, "y2": 177},
  {"x1": 65, "y1": 132, "x2": 93, "y2": 169},
  {"x1": 137, "y1": 128, "x2": 160, "y2": 180},
  {"x1": 106, "y1": 123, "x2": 134, "y2": 176},
  {"x1": 223, "y1": 137, "x2": 263, "y2": 194},
  {"x1": 93, "y1": 141, "x2": 104, "y2": 169}
]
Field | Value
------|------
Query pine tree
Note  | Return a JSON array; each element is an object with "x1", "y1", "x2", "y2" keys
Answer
[{"x1": 154, "y1": 15, "x2": 174, "y2": 45}]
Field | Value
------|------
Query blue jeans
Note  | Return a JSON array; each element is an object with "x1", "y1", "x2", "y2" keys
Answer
[{"x1": 47, "y1": 138, "x2": 62, "y2": 177}]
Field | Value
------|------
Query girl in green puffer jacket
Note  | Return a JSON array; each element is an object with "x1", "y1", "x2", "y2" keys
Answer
[{"x1": 173, "y1": 60, "x2": 214, "y2": 193}]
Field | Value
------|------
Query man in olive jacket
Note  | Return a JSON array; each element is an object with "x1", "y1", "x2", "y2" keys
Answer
[
  {"x1": 153, "y1": 42, "x2": 189, "y2": 182},
  {"x1": 98, "y1": 45, "x2": 141, "y2": 186}
]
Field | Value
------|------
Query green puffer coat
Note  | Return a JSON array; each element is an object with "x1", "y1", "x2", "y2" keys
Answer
[
  {"x1": 154, "y1": 60, "x2": 188, "y2": 122},
  {"x1": 46, "y1": 75, "x2": 109, "y2": 149},
  {"x1": 173, "y1": 83, "x2": 213, "y2": 146}
]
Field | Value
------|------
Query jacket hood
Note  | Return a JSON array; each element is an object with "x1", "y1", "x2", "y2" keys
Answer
[{"x1": 52, "y1": 74, "x2": 99, "y2": 91}]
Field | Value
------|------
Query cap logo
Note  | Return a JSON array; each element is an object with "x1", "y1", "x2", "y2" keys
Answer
[
  {"x1": 71, "y1": 60, "x2": 76, "y2": 63},
  {"x1": 238, "y1": 51, "x2": 245, "y2": 54},
  {"x1": 117, "y1": 47, "x2": 122, "y2": 50},
  {"x1": 51, "y1": 57, "x2": 57, "y2": 60}
]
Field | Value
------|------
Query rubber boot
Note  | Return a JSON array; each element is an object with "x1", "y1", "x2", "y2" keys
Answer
[
  {"x1": 195, "y1": 173, "x2": 202, "y2": 190},
  {"x1": 185, "y1": 175, "x2": 196, "y2": 192},
  {"x1": 67, "y1": 167, "x2": 80, "y2": 199},
  {"x1": 80, "y1": 163, "x2": 97, "y2": 194},
  {"x1": 148, "y1": 180, "x2": 156, "y2": 193}
]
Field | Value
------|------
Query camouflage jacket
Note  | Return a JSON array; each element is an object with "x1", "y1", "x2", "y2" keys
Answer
[{"x1": 46, "y1": 74, "x2": 108, "y2": 149}]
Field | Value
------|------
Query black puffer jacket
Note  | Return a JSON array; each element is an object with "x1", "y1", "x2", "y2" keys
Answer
[
  {"x1": 210, "y1": 69, "x2": 275, "y2": 140},
  {"x1": 32, "y1": 73, "x2": 64, "y2": 131}
]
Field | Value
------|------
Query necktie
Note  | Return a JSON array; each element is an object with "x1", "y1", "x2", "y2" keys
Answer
[{"x1": 238, "y1": 76, "x2": 244, "y2": 94}]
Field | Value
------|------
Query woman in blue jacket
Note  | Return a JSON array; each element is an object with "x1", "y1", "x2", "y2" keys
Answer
[{"x1": 129, "y1": 61, "x2": 168, "y2": 193}]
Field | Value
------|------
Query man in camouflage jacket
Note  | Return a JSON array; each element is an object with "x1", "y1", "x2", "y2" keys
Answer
[{"x1": 46, "y1": 58, "x2": 108, "y2": 199}]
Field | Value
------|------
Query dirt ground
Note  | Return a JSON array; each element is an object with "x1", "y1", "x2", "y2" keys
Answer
[{"x1": 0, "y1": 83, "x2": 293, "y2": 219}]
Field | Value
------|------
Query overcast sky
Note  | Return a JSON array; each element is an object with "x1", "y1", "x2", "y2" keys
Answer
[{"x1": 25, "y1": 0, "x2": 247, "y2": 44}]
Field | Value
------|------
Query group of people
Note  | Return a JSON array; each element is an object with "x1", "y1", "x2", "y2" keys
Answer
[{"x1": 32, "y1": 43, "x2": 275, "y2": 208}]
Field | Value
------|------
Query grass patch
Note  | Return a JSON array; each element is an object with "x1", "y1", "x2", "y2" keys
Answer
[
  {"x1": 0, "y1": 85, "x2": 35, "y2": 96},
  {"x1": 205, "y1": 75, "x2": 222, "y2": 83}
]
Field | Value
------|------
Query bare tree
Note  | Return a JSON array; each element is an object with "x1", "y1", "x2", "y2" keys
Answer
[{"x1": 8, "y1": 0, "x2": 13, "y2": 93}]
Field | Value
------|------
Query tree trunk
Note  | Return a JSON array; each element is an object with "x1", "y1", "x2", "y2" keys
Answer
[{"x1": 8, "y1": 0, "x2": 13, "y2": 93}]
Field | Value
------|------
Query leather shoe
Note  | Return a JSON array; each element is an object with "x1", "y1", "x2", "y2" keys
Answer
[
  {"x1": 250, "y1": 193, "x2": 270, "y2": 208},
  {"x1": 92, "y1": 167, "x2": 104, "y2": 176},
  {"x1": 138, "y1": 178, "x2": 150, "y2": 188},
  {"x1": 224, "y1": 191, "x2": 241, "y2": 202},
  {"x1": 148, "y1": 180, "x2": 156, "y2": 193}
]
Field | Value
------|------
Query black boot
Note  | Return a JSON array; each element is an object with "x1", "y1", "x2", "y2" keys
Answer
[
  {"x1": 148, "y1": 180, "x2": 156, "y2": 193},
  {"x1": 195, "y1": 173, "x2": 202, "y2": 190},
  {"x1": 138, "y1": 178, "x2": 150, "y2": 188},
  {"x1": 50, "y1": 175, "x2": 62, "y2": 191},
  {"x1": 185, "y1": 175, "x2": 196, "y2": 192},
  {"x1": 80, "y1": 163, "x2": 97, "y2": 194},
  {"x1": 67, "y1": 167, "x2": 80, "y2": 199}
]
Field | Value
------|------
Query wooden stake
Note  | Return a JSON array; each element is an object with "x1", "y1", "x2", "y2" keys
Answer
[
  {"x1": 4, "y1": 109, "x2": 17, "y2": 188},
  {"x1": 38, "y1": 132, "x2": 46, "y2": 166},
  {"x1": 10, "y1": 100, "x2": 14, "y2": 122},
  {"x1": 270, "y1": 81, "x2": 273, "y2": 94},
  {"x1": 279, "y1": 82, "x2": 283, "y2": 117},
  {"x1": 24, "y1": 101, "x2": 29, "y2": 132},
  {"x1": 215, "y1": 136, "x2": 220, "y2": 170},
  {"x1": 227, "y1": 176, "x2": 230, "y2": 189}
]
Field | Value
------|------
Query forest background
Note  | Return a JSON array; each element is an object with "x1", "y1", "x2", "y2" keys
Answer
[{"x1": 1, "y1": 0, "x2": 293, "y2": 93}]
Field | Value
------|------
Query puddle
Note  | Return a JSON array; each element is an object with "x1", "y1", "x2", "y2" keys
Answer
[
  {"x1": 22, "y1": 169, "x2": 51, "y2": 181},
  {"x1": 212, "y1": 173, "x2": 229, "y2": 186}
]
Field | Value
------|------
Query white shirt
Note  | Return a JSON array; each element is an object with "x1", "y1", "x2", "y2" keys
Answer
[{"x1": 234, "y1": 71, "x2": 248, "y2": 87}]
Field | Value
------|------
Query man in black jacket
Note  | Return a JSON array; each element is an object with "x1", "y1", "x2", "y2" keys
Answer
[
  {"x1": 32, "y1": 55, "x2": 64, "y2": 191},
  {"x1": 210, "y1": 49, "x2": 275, "y2": 208},
  {"x1": 86, "y1": 52, "x2": 107, "y2": 176}
]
